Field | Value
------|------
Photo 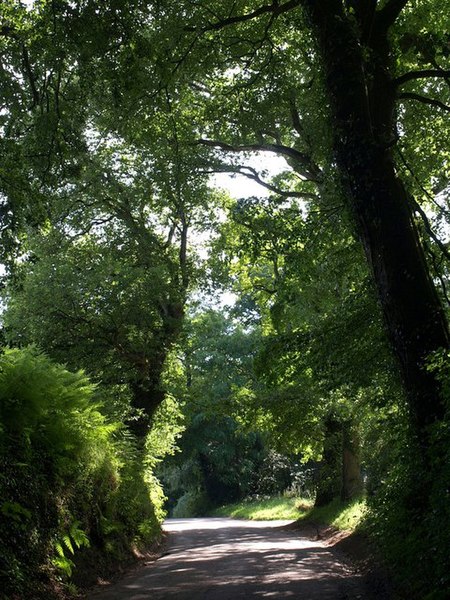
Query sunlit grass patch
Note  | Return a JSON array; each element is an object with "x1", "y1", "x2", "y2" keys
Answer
[
  {"x1": 210, "y1": 496, "x2": 313, "y2": 520},
  {"x1": 300, "y1": 497, "x2": 367, "y2": 531},
  {"x1": 211, "y1": 495, "x2": 367, "y2": 530}
]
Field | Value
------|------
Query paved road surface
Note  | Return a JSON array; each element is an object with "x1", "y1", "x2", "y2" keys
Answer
[{"x1": 91, "y1": 518, "x2": 365, "y2": 599}]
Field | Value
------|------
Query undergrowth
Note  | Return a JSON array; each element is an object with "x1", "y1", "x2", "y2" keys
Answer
[
  {"x1": 210, "y1": 493, "x2": 366, "y2": 532},
  {"x1": 0, "y1": 347, "x2": 179, "y2": 599}
]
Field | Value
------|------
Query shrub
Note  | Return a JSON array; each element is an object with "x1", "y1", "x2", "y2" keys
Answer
[{"x1": 0, "y1": 347, "x2": 170, "y2": 598}]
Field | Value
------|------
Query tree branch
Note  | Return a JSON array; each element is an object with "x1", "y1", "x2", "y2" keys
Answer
[
  {"x1": 238, "y1": 166, "x2": 317, "y2": 199},
  {"x1": 63, "y1": 215, "x2": 115, "y2": 240},
  {"x1": 185, "y1": 0, "x2": 302, "y2": 32},
  {"x1": 425, "y1": 240, "x2": 450, "y2": 307},
  {"x1": 399, "y1": 92, "x2": 450, "y2": 113},
  {"x1": 195, "y1": 139, "x2": 322, "y2": 182},
  {"x1": 21, "y1": 44, "x2": 40, "y2": 108},
  {"x1": 289, "y1": 100, "x2": 304, "y2": 137},
  {"x1": 396, "y1": 146, "x2": 450, "y2": 220},
  {"x1": 394, "y1": 69, "x2": 450, "y2": 87},
  {"x1": 206, "y1": 165, "x2": 318, "y2": 199},
  {"x1": 410, "y1": 196, "x2": 450, "y2": 263},
  {"x1": 397, "y1": 148, "x2": 450, "y2": 263}
]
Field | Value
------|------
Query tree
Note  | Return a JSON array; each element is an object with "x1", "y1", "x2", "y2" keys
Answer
[
  {"x1": 0, "y1": 0, "x2": 91, "y2": 264},
  {"x1": 151, "y1": 0, "x2": 450, "y2": 445},
  {"x1": 2, "y1": 132, "x2": 221, "y2": 436},
  {"x1": 3, "y1": 0, "x2": 449, "y2": 443},
  {"x1": 302, "y1": 0, "x2": 449, "y2": 440}
]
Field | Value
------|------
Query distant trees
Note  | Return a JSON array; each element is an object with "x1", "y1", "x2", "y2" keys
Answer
[
  {"x1": 210, "y1": 188, "x2": 403, "y2": 506},
  {"x1": 159, "y1": 309, "x2": 296, "y2": 515}
]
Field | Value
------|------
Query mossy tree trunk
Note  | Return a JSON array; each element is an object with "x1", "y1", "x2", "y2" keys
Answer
[
  {"x1": 127, "y1": 300, "x2": 185, "y2": 437},
  {"x1": 304, "y1": 0, "x2": 449, "y2": 444}
]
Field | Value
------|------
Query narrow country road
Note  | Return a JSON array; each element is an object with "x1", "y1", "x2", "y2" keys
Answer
[{"x1": 91, "y1": 518, "x2": 366, "y2": 599}]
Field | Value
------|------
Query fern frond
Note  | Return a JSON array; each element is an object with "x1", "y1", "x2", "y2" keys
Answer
[
  {"x1": 62, "y1": 534, "x2": 74, "y2": 555},
  {"x1": 52, "y1": 556, "x2": 74, "y2": 577},
  {"x1": 55, "y1": 541, "x2": 65, "y2": 558},
  {"x1": 70, "y1": 521, "x2": 90, "y2": 549}
]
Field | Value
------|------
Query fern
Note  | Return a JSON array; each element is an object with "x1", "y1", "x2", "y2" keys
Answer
[
  {"x1": 52, "y1": 556, "x2": 75, "y2": 578},
  {"x1": 53, "y1": 521, "x2": 90, "y2": 578},
  {"x1": 0, "y1": 347, "x2": 166, "y2": 593},
  {"x1": 62, "y1": 534, "x2": 74, "y2": 555},
  {"x1": 54, "y1": 541, "x2": 65, "y2": 558},
  {"x1": 69, "y1": 521, "x2": 90, "y2": 550}
]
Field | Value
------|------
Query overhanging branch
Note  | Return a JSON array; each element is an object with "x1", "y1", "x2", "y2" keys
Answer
[
  {"x1": 205, "y1": 165, "x2": 318, "y2": 200},
  {"x1": 394, "y1": 69, "x2": 450, "y2": 87},
  {"x1": 195, "y1": 138, "x2": 322, "y2": 182},
  {"x1": 399, "y1": 92, "x2": 450, "y2": 113},
  {"x1": 410, "y1": 197, "x2": 450, "y2": 263},
  {"x1": 396, "y1": 147, "x2": 450, "y2": 263},
  {"x1": 185, "y1": 0, "x2": 302, "y2": 32}
]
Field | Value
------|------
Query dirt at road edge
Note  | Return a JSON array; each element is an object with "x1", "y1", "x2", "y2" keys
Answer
[{"x1": 282, "y1": 521, "x2": 393, "y2": 600}]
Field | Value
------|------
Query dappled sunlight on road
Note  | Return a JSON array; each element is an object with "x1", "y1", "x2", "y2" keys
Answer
[{"x1": 92, "y1": 518, "x2": 365, "y2": 599}]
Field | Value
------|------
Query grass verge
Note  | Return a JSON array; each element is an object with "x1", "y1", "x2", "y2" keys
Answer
[
  {"x1": 209, "y1": 496, "x2": 313, "y2": 520},
  {"x1": 210, "y1": 495, "x2": 366, "y2": 531},
  {"x1": 299, "y1": 497, "x2": 367, "y2": 531}
]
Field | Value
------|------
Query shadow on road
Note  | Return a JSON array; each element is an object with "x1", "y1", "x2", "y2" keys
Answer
[{"x1": 91, "y1": 518, "x2": 364, "y2": 599}]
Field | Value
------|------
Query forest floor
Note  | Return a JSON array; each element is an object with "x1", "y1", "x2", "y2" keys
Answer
[{"x1": 87, "y1": 518, "x2": 386, "y2": 599}]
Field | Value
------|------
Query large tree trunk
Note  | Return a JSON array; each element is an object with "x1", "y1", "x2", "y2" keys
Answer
[
  {"x1": 129, "y1": 370, "x2": 166, "y2": 438},
  {"x1": 304, "y1": 0, "x2": 449, "y2": 441},
  {"x1": 127, "y1": 300, "x2": 185, "y2": 437},
  {"x1": 315, "y1": 416, "x2": 342, "y2": 507},
  {"x1": 341, "y1": 420, "x2": 363, "y2": 501}
]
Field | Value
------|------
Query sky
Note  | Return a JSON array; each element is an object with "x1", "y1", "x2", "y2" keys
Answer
[
  {"x1": 192, "y1": 153, "x2": 288, "y2": 309},
  {"x1": 211, "y1": 154, "x2": 288, "y2": 199}
]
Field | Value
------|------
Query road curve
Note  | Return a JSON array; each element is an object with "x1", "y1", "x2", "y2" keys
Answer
[{"x1": 91, "y1": 517, "x2": 365, "y2": 599}]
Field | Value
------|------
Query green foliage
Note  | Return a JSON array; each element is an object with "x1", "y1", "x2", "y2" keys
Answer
[
  {"x1": 0, "y1": 347, "x2": 167, "y2": 598},
  {"x1": 4, "y1": 229, "x2": 174, "y2": 379},
  {"x1": 1, "y1": 1, "x2": 449, "y2": 598},
  {"x1": 144, "y1": 393, "x2": 185, "y2": 524},
  {"x1": 163, "y1": 415, "x2": 267, "y2": 508},
  {"x1": 158, "y1": 310, "x2": 301, "y2": 516},
  {"x1": 172, "y1": 490, "x2": 211, "y2": 519},
  {"x1": 361, "y1": 352, "x2": 450, "y2": 598},
  {"x1": 53, "y1": 521, "x2": 90, "y2": 578},
  {"x1": 364, "y1": 448, "x2": 450, "y2": 598}
]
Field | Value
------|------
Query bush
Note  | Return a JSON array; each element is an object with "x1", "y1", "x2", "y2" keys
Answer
[
  {"x1": 0, "y1": 347, "x2": 166, "y2": 598},
  {"x1": 365, "y1": 421, "x2": 450, "y2": 599}
]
